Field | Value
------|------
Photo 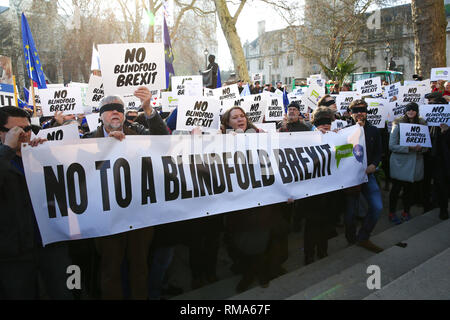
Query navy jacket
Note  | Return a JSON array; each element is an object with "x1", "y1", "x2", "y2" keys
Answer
[{"x1": 363, "y1": 121, "x2": 382, "y2": 168}]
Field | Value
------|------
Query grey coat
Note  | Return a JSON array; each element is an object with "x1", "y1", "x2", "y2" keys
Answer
[{"x1": 389, "y1": 117, "x2": 428, "y2": 182}]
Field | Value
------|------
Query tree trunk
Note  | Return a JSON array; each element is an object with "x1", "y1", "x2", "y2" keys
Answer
[
  {"x1": 214, "y1": 0, "x2": 250, "y2": 83},
  {"x1": 411, "y1": 0, "x2": 447, "y2": 79}
]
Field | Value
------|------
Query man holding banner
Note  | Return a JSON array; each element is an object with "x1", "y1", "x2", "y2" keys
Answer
[
  {"x1": 344, "y1": 99, "x2": 384, "y2": 253},
  {"x1": 0, "y1": 106, "x2": 72, "y2": 299},
  {"x1": 83, "y1": 86, "x2": 168, "y2": 300}
]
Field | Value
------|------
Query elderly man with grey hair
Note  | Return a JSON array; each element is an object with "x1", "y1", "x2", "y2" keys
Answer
[{"x1": 82, "y1": 86, "x2": 168, "y2": 300}]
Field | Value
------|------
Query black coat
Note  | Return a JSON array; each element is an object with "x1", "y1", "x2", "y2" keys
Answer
[{"x1": 0, "y1": 145, "x2": 36, "y2": 259}]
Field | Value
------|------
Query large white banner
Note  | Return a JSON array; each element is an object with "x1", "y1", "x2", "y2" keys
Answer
[
  {"x1": 23, "y1": 126, "x2": 368, "y2": 245},
  {"x1": 39, "y1": 86, "x2": 84, "y2": 116},
  {"x1": 98, "y1": 43, "x2": 166, "y2": 96}
]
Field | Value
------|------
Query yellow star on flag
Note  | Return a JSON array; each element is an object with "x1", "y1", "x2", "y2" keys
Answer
[
  {"x1": 25, "y1": 45, "x2": 29, "y2": 49},
  {"x1": 36, "y1": 60, "x2": 39, "y2": 64}
]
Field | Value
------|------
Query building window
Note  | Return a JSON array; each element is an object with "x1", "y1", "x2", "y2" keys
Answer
[
  {"x1": 273, "y1": 57, "x2": 279, "y2": 69},
  {"x1": 370, "y1": 67, "x2": 377, "y2": 72},
  {"x1": 287, "y1": 54, "x2": 294, "y2": 66},
  {"x1": 362, "y1": 67, "x2": 369, "y2": 73},
  {"x1": 366, "y1": 47, "x2": 375, "y2": 61},
  {"x1": 393, "y1": 43, "x2": 403, "y2": 58},
  {"x1": 247, "y1": 61, "x2": 250, "y2": 71},
  {"x1": 259, "y1": 59, "x2": 264, "y2": 70}
]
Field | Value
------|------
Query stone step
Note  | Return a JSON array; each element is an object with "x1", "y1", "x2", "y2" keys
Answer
[
  {"x1": 364, "y1": 247, "x2": 450, "y2": 300},
  {"x1": 229, "y1": 208, "x2": 442, "y2": 300},
  {"x1": 172, "y1": 208, "x2": 441, "y2": 300},
  {"x1": 286, "y1": 218, "x2": 450, "y2": 300}
]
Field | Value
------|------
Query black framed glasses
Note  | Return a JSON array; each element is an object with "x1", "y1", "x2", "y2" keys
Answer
[{"x1": 0, "y1": 125, "x2": 33, "y2": 133}]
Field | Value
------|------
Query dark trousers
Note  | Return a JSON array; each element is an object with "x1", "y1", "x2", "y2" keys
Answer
[
  {"x1": 304, "y1": 218, "x2": 330, "y2": 259},
  {"x1": 0, "y1": 243, "x2": 73, "y2": 300},
  {"x1": 188, "y1": 230, "x2": 221, "y2": 280},
  {"x1": 95, "y1": 227, "x2": 154, "y2": 300},
  {"x1": 433, "y1": 165, "x2": 450, "y2": 214},
  {"x1": 389, "y1": 179, "x2": 416, "y2": 213}
]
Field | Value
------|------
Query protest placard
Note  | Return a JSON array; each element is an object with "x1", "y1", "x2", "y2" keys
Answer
[
  {"x1": 397, "y1": 84, "x2": 428, "y2": 106},
  {"x1": 252, "y1": 73, "x2": 263, "y2": 82},
  {"x1": 0, "y1": 83, "x2": 15, "y2": 107},
  {"x1": 176, "y1": 96, "x2": 221, "y2": 132},
  {"x1": 68, "y1": 82, "x2": 89, "y2": 113},
  {"x1": 240, "y1": 94, "x2": 267, "y2": 123},
  {"x1": 39, "y1": 86, "x2": 83, "y2": 116},
  {"x1": 431, "y1": 67, "x2": 450, "y2": 81},
  {"x1": 331, "y1": 120, "x2": 348, "y2": 131},
  {"x1": 419, "y1": 104, "x2": 450, "y2": 126},
  {"x1": 287, "y1": 93, "x2": 308, "y2": 113},
  {"x1": 303, "y1": 84, "x2": 324, "y2": 111},
  {"x1": 335, "y1": 92, "x2": 361, "y2": 115},
  {"x1": 292, "y1": 87, "x2": 305, "y2": 96},
  {"x1": 85, "y1": 113, "x2": 100, "y2": 131},
  {"x1": 85, "y1": 75, "x2": 104, "y2": 107},
  {"x1": 161, "y1": 92, "x2": 179, "y2": 112},
  {"x1": 356, "y1": 77, "x2": 382, "y2": 96},
  {"x1": 365, "y1": 98, "x2": 390, "y2": 128},
  {"x1": 172, "y1": 75, "x2": 203, "y2": 96},
  {"x1": 212, "y1": 84, "x2": 240, "y2": 100},
  {"x1": 264, "y1": 94, "x2": 284, "y2": 121},
  {"x1": 32, "y1": 123, "x2": 80, "y2": 142},
  {"x1": 98, "y1": 43, "x2": 166, "y2": 96},
  {"x1": 221, "y1": 96, "x2": 243, "y2": 113},
  {"x1": 28, "y1": 86, "x2": 41, "y2": 106},
  {"x1": 399, "y1": 123, "x2": 432, "y2": 148},
  {"x1": 384, "y1": 82, "x2": 401, "y2": 102},
  {"x1": 0, "y1": 55, "x2": 13, "y2": 84},
  {"x1": 22, "y1": 125, "x2": 367, "y2": 245}
]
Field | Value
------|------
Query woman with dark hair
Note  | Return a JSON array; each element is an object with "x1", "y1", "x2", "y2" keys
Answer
[
  {"x1": 220, "y1": 106, "x2": 260, "y2": 133},
  {"x1": 388, "y1": 102, "x2": 428, "y2": 224},
  {"x1": 221, "y1": 106, "x2": 289, "y2": 293}
]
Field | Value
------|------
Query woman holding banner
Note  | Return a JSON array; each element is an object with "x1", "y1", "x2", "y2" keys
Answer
[
  {"x1": 220, "y1": 106, "x2": 289, "y2": 293},
  {"x1": 302, "y1": 107, "x2": 341, "y2": 264},
  {"x1": 388, "y1": 102, "x2": 428, "y2": 224}
]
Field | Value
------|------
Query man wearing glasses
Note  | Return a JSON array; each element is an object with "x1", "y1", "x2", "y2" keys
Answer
[
  {"x1": 0, "y1": 106, "x2": 73, "y2": 299},
  {"x1": 344, "y1": 99, "x2": 384, "y2": 254}
]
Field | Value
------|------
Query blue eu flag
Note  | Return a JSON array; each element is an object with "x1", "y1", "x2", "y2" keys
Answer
[
  {"x1": 163, "y1": 16, "x2": 174, "y2": 89},
  {"x1": 21, "y1": 13, "x2": 47, "y2": 89}
]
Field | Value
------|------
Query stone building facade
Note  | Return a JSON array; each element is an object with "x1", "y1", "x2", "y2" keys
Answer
[{"x1": 244, "y1": 2, "x2": 450, "y2": 86}]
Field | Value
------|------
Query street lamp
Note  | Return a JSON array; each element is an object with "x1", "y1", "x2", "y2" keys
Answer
[
  {"x1": 204, "y1": 48, "x2": 209, "y2": 69},
  {"x1": 385, "y1": 41, "x2": 391, "y2": 70}
]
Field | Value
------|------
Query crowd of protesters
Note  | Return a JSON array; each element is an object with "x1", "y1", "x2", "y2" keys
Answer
[{"x1": 0, "y1": 73, "x2": 449, "y2": 300}]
